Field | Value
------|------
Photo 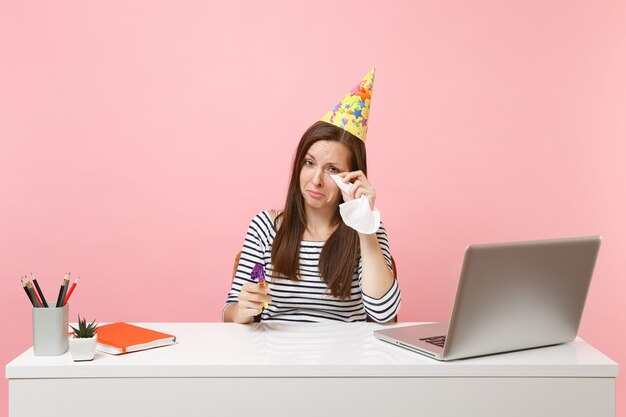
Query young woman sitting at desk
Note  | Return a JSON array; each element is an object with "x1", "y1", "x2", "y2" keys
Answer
[{"x1": 222, "y1": 70, "x2": 401, "y2": 323}]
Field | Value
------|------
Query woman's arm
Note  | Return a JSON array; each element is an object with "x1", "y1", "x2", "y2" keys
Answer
[
  {"x1": 358, "y1": 231, "x2": 395, "y2": 298},
  {"x1": 222, "y1": 212, "x2": 274, "y2": 323},
  {"x1": 359, "y1": 224, "x2": 401, "y2": 322},
  {"x1": 337, "y1": 171, "x2": 401, "y2": 321},
  {"x1": 338, "y1": 170, "x2": 395, "y2": 297}
]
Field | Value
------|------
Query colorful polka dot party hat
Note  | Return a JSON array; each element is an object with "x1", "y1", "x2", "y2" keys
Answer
[{"x1": 320, "y1": 68, "x2": 375, "y2": 142}]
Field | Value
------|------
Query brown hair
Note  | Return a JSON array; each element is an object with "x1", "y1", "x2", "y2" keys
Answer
[{"x1": 271, "y1": 121, "x2": 367, "y2": 299}]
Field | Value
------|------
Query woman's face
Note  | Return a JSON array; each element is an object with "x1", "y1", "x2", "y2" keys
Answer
[{"x1": 299, "y1": 140, "x2": 351, "y2": 212}]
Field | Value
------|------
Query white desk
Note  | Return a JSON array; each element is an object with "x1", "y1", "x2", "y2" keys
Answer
[{"x1": 6, "y1": 322, "x2": 618, "y2": 417}]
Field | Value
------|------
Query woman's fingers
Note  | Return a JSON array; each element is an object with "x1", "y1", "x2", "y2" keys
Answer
[
  {"x1": 349, "y1": 180, "x2": 376, "y2": 209},
  {"x1": 340, "y1": 170, "x2": 365, "y2": 183},
  {"x1": 338, "y1": 171, "x2": 376, "y2": 209},
  {"x1": 238, "y1": 282, "x2": 271, "y2": 317},
  {"x1": 241, "y1": 304, "x2": 263, "y2": 317}
]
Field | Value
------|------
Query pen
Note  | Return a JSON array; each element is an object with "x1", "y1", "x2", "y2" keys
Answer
[
  {"x1": 31, "y1": 274, "x2": 48, "y2": 307},
  {"x1": 251, "y1": 264, "x2": 269, "y2": 309},
  {"x1": 63, "y1": 277, "x2": 79, "y2": 305},
  {"x1": 21, "y1": 278, "x2": 35, "y2": 307},
  {"x1": 56, "y1": 274, "x2": 70, "y2": 307}
]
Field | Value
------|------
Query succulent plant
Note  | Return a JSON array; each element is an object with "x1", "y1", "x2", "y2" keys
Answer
[{"x1": 70, "y1": 315, "x2": 98, "y2": 338}]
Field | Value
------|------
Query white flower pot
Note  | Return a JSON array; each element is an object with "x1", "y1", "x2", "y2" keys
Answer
[{"x1": 69, "y1": 334, "x2": 98, "y2": 361}]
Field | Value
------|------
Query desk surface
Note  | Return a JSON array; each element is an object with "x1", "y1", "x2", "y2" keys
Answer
[{"x1": 6, "y1": 322, "x2": 618, "y2": 379}]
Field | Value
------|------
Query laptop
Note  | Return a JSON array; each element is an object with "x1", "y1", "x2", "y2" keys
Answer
[{"x1": 374, "y1": 236, "x2": 601, "y2": 361}]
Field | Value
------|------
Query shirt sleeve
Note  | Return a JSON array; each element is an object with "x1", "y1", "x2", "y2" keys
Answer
[
  {"x1": 360, "y1": 222, "x2": 402, "y2": 322},
  {"x1": 221, "y1": 212, "x2": 271, "y2": 321}
]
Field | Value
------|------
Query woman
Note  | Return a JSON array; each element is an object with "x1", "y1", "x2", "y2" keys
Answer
[{"x1": 223, "y1": 70, "x2": 400, "y2": 323}]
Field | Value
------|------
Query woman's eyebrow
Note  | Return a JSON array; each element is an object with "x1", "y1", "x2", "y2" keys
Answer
[{"x1": 326, "y1": 161, "x2": 346, "y2": 167}]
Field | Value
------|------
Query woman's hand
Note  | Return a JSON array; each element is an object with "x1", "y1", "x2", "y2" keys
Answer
[
  {"x1": 337, "y1": 171, "x2": 376, "y2": 210},
  {"x1": 235, "y1": 282, "x2": 271, "y2": 320}
]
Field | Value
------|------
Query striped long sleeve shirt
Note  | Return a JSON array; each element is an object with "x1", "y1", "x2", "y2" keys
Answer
[{"x1": 223, "y1": 211, "x2": 401, "y2": 323}]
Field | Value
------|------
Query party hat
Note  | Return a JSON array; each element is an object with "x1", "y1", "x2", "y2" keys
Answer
[{"x1": 320, "y1": 68, "x2": 375, "y2": 142}]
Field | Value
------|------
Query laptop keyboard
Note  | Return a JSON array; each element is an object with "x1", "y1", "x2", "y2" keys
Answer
[{"x1": 420, "y1": 335, "x2": 446, "y2": 348}]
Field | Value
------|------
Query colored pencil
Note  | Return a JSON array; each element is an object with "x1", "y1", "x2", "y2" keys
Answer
[
  {"x1": 56, "y1": 274, "x2": 70, "y2": 307},
  {"x1": 27, "y1": 280, "x2": 43, "y2": 308},
  {"x1": 63, "y1": 277, "x2": 79, "y2": 305},
  {"x1": 31, "y1": 275, "x2": 48, "y2": 307},
  {"x1": 21, "y1": 278, "x2": 35, "y2": 307}
]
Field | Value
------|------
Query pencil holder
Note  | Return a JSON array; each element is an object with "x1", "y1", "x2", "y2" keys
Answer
[{"x1": 32, "y1": 304, "x2": 69, "y2": 356}]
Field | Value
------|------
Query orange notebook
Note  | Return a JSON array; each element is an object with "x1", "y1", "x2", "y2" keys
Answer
[{"x1": 95, "y1": 322, "x2": 176, "y2": 355}]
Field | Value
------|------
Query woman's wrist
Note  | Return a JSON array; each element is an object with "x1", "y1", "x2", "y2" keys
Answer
[{"x1": 224, "y1": 303, "x2": 254, "y2": 324}]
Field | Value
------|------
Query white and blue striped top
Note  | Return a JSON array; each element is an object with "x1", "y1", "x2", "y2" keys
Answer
[{"x1": 223, "y1": 211, "x2": 401, "y2": 323}]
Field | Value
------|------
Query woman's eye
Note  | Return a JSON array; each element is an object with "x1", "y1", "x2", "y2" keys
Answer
[
  {"x1": 304, "y1": 160, "x2": 314, "y2": 167},
  {"x1": 327, "y1": 167, "x2": 338, "y2": 173}
]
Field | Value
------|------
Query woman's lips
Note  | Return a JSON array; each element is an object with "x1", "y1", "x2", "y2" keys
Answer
[{"x1": 307, "y1": 190, "x2": 325, "y2": 198}]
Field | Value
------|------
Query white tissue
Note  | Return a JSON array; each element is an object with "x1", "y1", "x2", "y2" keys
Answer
[
  {"x1": 339, "y1": 195, "x2": 381, "y2": 234},
  {"x1": 330, "y1": 174, "x2": 353, "y2": 196},
  {"x1": 330, "y1": 174, "x2": 381, "y2": 234}
]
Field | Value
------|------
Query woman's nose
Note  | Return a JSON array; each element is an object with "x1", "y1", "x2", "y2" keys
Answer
[{"x1": 311, "y1": 168, "x2": 324, "y2": 185}]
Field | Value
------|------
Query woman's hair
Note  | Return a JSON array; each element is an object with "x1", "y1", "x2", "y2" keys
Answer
[{"x1": 271, "y1": 121, "x2": 367, "y2": 300}]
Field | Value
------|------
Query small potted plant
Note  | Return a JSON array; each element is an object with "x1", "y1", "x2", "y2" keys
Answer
[{"x1": 69, "y1": 315, "x2": 99, "y2": 361}]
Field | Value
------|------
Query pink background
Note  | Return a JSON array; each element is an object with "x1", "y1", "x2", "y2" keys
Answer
[{"x1": 1, "y1": 1, "x2": 624, "y2": 414}]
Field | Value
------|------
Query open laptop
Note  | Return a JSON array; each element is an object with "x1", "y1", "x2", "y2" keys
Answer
[{"x1": 374, "y1": 236, "x2": 601, "y2": 361}]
